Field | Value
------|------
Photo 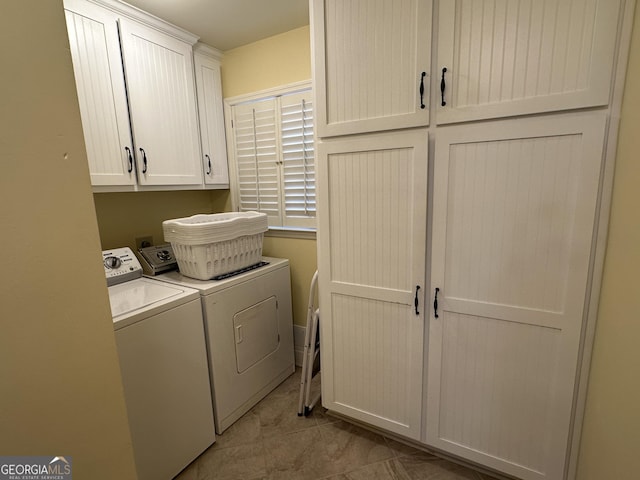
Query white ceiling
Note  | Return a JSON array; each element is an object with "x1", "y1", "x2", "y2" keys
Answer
[{"x1": 123, "y1": 0, "x2": 310, "y2": 51}]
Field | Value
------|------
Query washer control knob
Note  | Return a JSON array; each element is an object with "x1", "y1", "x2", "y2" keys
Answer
[
  {"x1": 157, "y1": 250, "x2": 172, "y2": 261},
  {"x1": 104, "y1": 256, "x2": 121, "y2": 269}
]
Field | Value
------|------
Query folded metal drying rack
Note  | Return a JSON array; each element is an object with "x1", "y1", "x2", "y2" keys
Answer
[{"x1": 298, "y1": 270, "x2": 321, "y2": 416}]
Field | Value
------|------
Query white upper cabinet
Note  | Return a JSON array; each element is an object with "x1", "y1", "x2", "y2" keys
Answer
[
  {"x1": 193, "y1": 45, "x2": 230, "y2": 188},
  {"x1": 437, "y1": 0, "x2": 622, "y2": 124},
  {"x1": 64, "y1": 1, "x2": 134, "y2": 187},
  {"x1": 64, "y1": 0, "x2": 219, "y2": 190},
  {"x1": 312, "y1": 0, "x2": 432, "y2": 137},
  {"x1": 119, "y1": 18, "x2": 202, "y2": 187}
]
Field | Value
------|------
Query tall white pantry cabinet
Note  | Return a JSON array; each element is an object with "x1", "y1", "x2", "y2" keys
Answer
[{"x1": 311, "y1": 1, "x2": 635, "y2": 480}]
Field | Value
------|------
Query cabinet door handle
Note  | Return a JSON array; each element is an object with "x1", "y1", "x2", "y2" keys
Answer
[
  {"x1": 139, "y1": 148, "x2": 147, "y2": 173},
  {"x1": 440, "y1": 68, "x2": 447, "y2": 107},
  {"x1": 414, "y1": 285, "x2": 421, "y2": 315},
  {"x1": 125, "y1": 146, "x2": 133, "y2": 173},
  {"x1": 419, "y1": 72, "x2": 426, "y2": 110},
  {"x1": 205, "y1": 154, "x2": 212, "y2": 175},
  {"x1": 434, "y1": 287, "x2": 440, "y2": 318}
]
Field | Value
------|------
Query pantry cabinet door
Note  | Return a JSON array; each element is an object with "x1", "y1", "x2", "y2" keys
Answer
[
  {"x1": 119, "y1": 18, "x2": 203, "y2": 186},
  {"x1": 194, "y1": 51, "x2": 229, "y2": 188},
  {"x1": 437, "y1": 0, "x2": 621, "y2": 124},
  {"x1": 426, "y1": 112, "x2": 607, "y2": 479},
  {"x1": 316, "y1": 130, "x2": 428, "y2": 440},
  {"x1": 64, "y1": 0, "x2": 135, "y2": 186},
  {"x1": 312, "y1": 0, "x2": 432, "y2": 137}
]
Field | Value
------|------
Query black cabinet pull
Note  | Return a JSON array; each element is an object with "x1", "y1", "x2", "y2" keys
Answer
[
  {"x1": 414, "y1": 285, "x2": 421, "y2": 315},
  {"x1": 440, "y1": 68, "x2": 447, "y2": 106},
  {"x1": 205, "y1": 154, "x2": 212, "y2": 175},
  {"x1": 434, "y1": 287, "x2": 440, "y2": 318},
  {"x1": 125, "y1": 146, "x2": 133, "y2": 173},
  {"x1": 419, "y1": 72, "x2": 426, "y2": 110},
  {"x1": 139, "y1": 148, "x2": 147, "y2": 173}
]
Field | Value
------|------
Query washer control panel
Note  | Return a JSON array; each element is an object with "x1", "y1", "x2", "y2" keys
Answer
[
  {"x1": 103, "y1": 247, "x2": 143, "y2": 287},
  {"x1": 138, "y1": 244, "x2": 178, "y2": 276}
]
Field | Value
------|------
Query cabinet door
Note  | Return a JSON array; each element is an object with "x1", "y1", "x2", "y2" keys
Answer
[
  {"x1": 194, "y1": 52, "x2": 230, "y2": 187},
  {"x1": 119, "y1": 19, "x2": 203, "y2": 186},
  {"x1": 312, "y1": 0, "x2": 432, "y2": 138},
  {"x1": 426, "y1": 112, "x2": 607, "y2": 479},
  {"x1": 437, "y1": 0, "x2": 621, "y2": 124},
  {"x1": 64, "y1": 0, "x2": 135, "y2": 186},
  {"x1": 317, "y1": 130, "x2": 427, "y2": 439}
]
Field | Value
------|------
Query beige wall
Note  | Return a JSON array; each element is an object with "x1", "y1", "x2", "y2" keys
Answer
[
  {"x1": 0, "y1": 2, "x2": 137, "y2": 478},
  {"x1": 94, "y1": 189, "x2": 230, "y2": 250},
  {"x1": 576, "y1": 5, "x2": 640, "y2": 478},
  {"x1": 221, "y1": 26, "x2": 311, "y2": 98},
  {"x1": 263, "y1": 236, "x2": 318, "y2": 327},
  {"x1": 94, "y1": 190, "x2": 227, "y2": 250},
  {"x1": 221, "y1": 26, "x2": 317, "y2": 326}
]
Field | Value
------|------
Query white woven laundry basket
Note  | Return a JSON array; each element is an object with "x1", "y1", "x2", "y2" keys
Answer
[{"x1": 163, "y1": 212, "x2": 268, "y2": 280}]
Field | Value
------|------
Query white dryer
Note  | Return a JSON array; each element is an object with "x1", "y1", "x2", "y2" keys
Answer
[
  {"x1": 104, "y1": 248, "x2": 215, "y2": 480},
  {"x1": 158, "y1": 257, "x2": 295, "y2": 433}
]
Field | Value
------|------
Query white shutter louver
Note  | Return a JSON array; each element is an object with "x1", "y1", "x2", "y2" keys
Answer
[
  {"x1": 280, "y1": 91, "x2": 315, "y2": 228},
  {"x1": 228, "y1": 84, "x2": 315, "y2": 230},
  {"x1": 232, "y1": 100, "x2": 281, "y2": 223}
]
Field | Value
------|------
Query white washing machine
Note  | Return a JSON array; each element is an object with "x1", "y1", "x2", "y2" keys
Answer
[
  {"x1": 104, "y1": 248, "x2": 215, "y2": 480},
  {"x1": 157, "y1": 256, "x2": 295, "y2": 433}
]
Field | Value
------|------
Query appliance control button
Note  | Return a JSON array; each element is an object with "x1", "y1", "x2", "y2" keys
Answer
[
  {"x1": 157, "y1": 250, "x2": 172, "y2": 261},
  {"x1": 104, "y1": 256, "x2": 122, "y2": 269}
]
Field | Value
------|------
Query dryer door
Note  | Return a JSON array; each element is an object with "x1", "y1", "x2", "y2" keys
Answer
[
  {"x1": 233, "y1": 296, "x2": 279, "y2": 373},
  {"x1": 202, "y1": 263, "x2": 295, "y2": 433}
]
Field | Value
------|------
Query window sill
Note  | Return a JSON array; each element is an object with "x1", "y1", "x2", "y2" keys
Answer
[{"x1": 265, "y1": 227, "x2": 316, "y2": 240}]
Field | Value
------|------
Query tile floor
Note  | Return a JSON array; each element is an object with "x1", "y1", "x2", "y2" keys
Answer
[{"x1": 175, "y1": 370, "x2": 501, "y2": 480}]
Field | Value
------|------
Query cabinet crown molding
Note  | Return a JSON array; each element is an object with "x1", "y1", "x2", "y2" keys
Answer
[
  {"x1": 64, "y1": 0, "x2": 199, "y2": 44},
  {"x1": 194, "y1": 43, "x2": 223, "y2": 61}
]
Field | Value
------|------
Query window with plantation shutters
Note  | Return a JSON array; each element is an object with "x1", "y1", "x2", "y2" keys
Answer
[
  {"x1": 280, "y1": 91, "x2": 315, "y2": 228},
  {"x1": 232, "y1": 99, "x2": 280, "y2": 224},
  {"x1": 227, "y1": 83, "x2": 315, "y2": 231}
]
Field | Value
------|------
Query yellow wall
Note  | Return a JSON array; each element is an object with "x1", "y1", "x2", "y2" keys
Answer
[
  {"x1": 221, "y1": 26, "x2": 317, "y2": 326},
  {"x1": 221, "y1": 26, "x2": 311, "y2": 98},
  {"x1": 577, "y1": 5, "x2": 640, "y2": 478},
  {"x1": 94, "y1": 190, "x2": 227, "y2": 250},
  {"x1": 94, "y1": 190, "x2": 229, "y2": 250},
  {"x1": 0, "y1": 2, "x2": 137, "y2": 478},
  {"x1": 263, "y1": 236, "x2": 318, "y2": 327}
]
